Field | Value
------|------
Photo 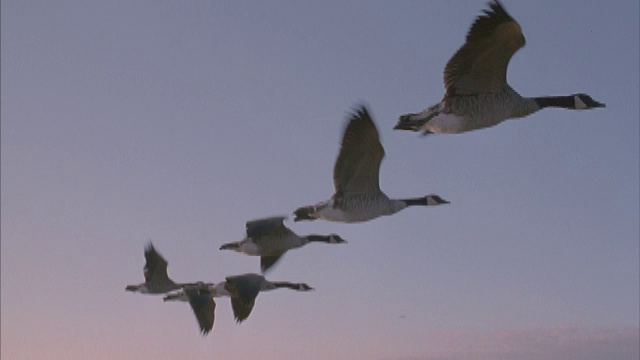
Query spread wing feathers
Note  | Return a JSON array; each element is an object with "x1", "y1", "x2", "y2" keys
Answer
[
  {"x1": 333, "y1": 106, "x2": 384, "y2": 196},
  {"x1": 225, "y1": 274, "x2": 264, "y2": 323},
  {"x1": 185, "y1": 286, "x2": 216, "y2": 335},
  {"x1": 230, "y1": 297, "x2": 256, "y2": 323},
  {"x1": 143, "y1": 242, "x2": 170, "y2": 282},
  {"x1": 261, "y1": 254, "x2": 285, "y2": 273},
  {"x1": 246, "y1": 216, "x2": 290, "y2": 239},
  {"x1": 443, "y1": 0, "x2": 524, "y2": 95}
]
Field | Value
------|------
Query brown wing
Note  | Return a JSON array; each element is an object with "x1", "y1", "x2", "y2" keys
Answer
[
  {"x1": 443, "y1": 0, "x2": 525, "y2": 95},
  {"x1": 333, "y1": 106, "x2": 384, "y2": 196}
]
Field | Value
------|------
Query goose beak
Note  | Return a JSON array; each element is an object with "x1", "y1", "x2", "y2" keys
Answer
[{"x1": 393, "y1": 114, "x2": 413, "y2": 130}]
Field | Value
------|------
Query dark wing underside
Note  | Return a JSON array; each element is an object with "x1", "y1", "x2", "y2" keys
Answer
[
  {"x1": 260, "y1": 254, "x2": 285, "y2": 273},
  {"x1": 185, "y1": 286, "x2": 216, "y2": 335},
  {"x1": 225, "y1": 274, "x2": 264, "y2": 323},
  {"x1": 230, "y1": 297, "x2": 256, "y2": 323}
]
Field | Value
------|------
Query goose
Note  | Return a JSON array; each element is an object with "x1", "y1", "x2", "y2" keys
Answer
[
  {"x1": 164, "y1": 283, "x2": 229, "y2": 336},
  {"x1": 125, "y1": 242, "x2": 187, "y2": 294},
  {"x1": 293, "y1": 105, "x2": 449, "y2": 223},
  {"x1": 166, "y1": 275, "x2": 313, "y2": 323},
  {"x1": 224, "y1": 273, "x2": 313, "y2": 323},
  {"x1": 219, "y1": 216, "x2": 347, "y2": 273},
  {"x1": 393, "y1": 0, "x2": 605, "y2": 135},
  {"x1": 126, "y1": 244, "x2": 217, "y2": 335}
]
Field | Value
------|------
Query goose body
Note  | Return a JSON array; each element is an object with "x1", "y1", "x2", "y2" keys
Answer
[
  {"x1": 125, "y1": 242, "x2": 183, "y2": 294},
  {"x1": 224, "y1": 273, "x2": 313, "y2": 323},
  {"x1": 163, "y1": 282, "x2": 230, "y2": 302},
  {"x1": 293, "y1": 105, "x2": 449, "y2": 223},
  {"x1": 394, "y1": 0, "x2": 605, "y2": 135},
  {"x1": 219, "y1": 216, "x2": 346, "y2": 273}
]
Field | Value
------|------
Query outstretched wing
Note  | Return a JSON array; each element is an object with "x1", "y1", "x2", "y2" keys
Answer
[
  {"x1": 333, "y1": 106, "x2": 384, "y2": 196},
  {"x1": 443, "y1": 0, "x2": 525, "y2": 95},
  {"x1": 225, "y1": 274, "x2": 264, "y2": 323},
  {"x1": 260, "y1": 254, "x2": 285, "y2": 273},
  {"x1": 185, "y1": 286, "x2": 216, "y2": 335},
  {"x1": 246, "y1": 216, "x2": 288, "y2": 238},
  {"x1": 143, "y1": 242, "x2": 170, "y2": 283}
]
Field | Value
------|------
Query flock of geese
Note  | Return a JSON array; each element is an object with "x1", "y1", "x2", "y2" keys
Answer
[{"x1": 125, "y1": 1, "x2": 604, "y2": 336}]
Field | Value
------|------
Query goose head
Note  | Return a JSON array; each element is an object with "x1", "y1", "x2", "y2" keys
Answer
[
  {"x1": 573, "y1": 93, "x2": 605, "y2": 109},
  {"x1": 296, "y1": 283, "x2": 314, "y2": 291},
  {"x1": 328, "y1": 234, "x2": 347, "y2": 244}
]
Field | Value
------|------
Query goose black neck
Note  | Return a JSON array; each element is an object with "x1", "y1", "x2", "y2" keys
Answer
[
  {"x1": 220, "y1": 242, "x2": 240, "y2": 250},
  {"x1": 271, "y1": 281, "x2": 299, "y2": 290},
  {"x1": 533, "y1": 96, "x2": 575, "y2": 109},
  {"x1": 401, "y1": 195, "x2": 449, "y2": 207},
  {"x1": 401, "y1": 197, "x2": 430, "y2": 206},
  {"x1": 305, "y1": 234, "x2": 331, "y2": 243}
]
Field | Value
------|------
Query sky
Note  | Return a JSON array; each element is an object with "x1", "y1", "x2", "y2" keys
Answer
[{"x1": 1, "y1": 1, "x2": 638, "y2": 359}]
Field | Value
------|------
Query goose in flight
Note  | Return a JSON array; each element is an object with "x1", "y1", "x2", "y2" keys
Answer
[
  {"x1": 126, "y1": 244, "x2": 214, "y2": 335},
  {"x1": 165, "y1": 275, "x2": 313, "y2": 324},
  {"x1": 294, "y1": 105, "x2": 449, "y2": 223},
  {"x1": 394, "y1": 0, "x2": 605, "y2": 135},
  {"x1": 224, "y1": 273, "x2": 313, "y2": 323},
  {"x1": 164, "y1": 282, "x2": 229, "y2": 336},
  {"x1": 219, "y1": 216, "x2": 347, "y2": 273}
]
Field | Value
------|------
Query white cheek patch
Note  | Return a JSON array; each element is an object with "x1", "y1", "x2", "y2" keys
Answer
[{"x1": 574, "y1": 95, "x2": 588, "y2": 110}]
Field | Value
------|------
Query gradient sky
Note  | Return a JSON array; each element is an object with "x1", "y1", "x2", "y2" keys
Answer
[{"x1": 2, "y1": 1, "x2": 638, "y2": 359}]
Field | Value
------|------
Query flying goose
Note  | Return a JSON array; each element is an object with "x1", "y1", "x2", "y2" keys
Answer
[
  {"x1": 394, "y1": 0, "x2": 605, "y2": 135},
  {"x1": 166, "y1": 275, "x2": 313, "y2": 323},
  {"x1": 293, "y1": 105, "x2": 449, "y2": 223},
  {"x1": 126, "y1": 244, "x2": 217, "y2": 335},
  {"x1": 219, "y1": 216, "x2": 347, "y2": 273},
  {"x1": 164, "y1": 282, "x2": 230, "y2": 336},
  {"x1": 125, "y1": 242, "x2": 187, "y2": 294},
  {"x1": 224, "y1": 273, "x2": 313, "y2": 323}
]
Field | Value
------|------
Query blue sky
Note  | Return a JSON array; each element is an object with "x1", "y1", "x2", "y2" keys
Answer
[{"x1": 2, "y1": 1, "x2": 638, "y2": 359}]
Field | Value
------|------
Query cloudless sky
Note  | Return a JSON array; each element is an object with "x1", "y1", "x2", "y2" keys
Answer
[{"x1": 2, "y1": 1, "x2": 638, "y2": 359}]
